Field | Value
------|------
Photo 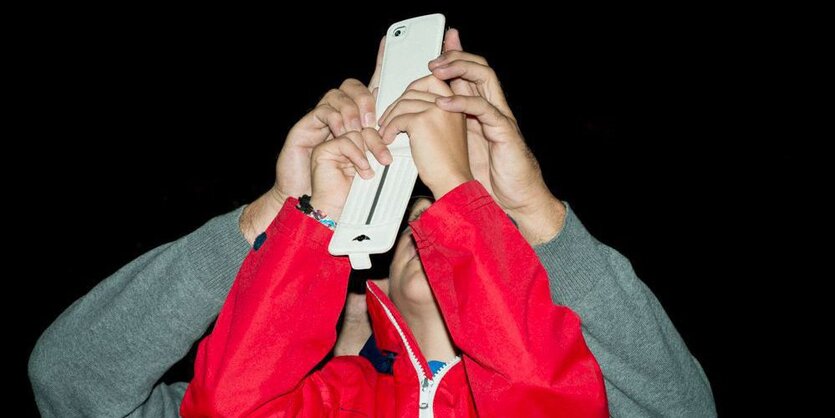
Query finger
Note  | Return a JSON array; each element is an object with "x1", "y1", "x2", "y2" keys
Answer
[
  {"x1": 378, "y1": 99, "x2": 435, "y2": 132},
  {"x1": 429, "y1": 50, "x2": 488, "y2": 70},
  {"x1": 431, "y1": 60, "x2": 512, "y2": 116},
  {"x1": 320, "y1": 88, "x2": 362, "y2": 132},
  {"x1": 437, "y1": 30, "x2": 479, "y2": 96},
  {"x1": 435, "y1": 95, "x2": 514, "y2": 132},
  {"x1": 441, "y1": 28, "x2": 475, "y2": 95},
  {"x1": 360, "y1": 127, "x2": 392, "y2": 165},
  {"x1": 328, "y1": 136, "x2": 374, "y2": 179},
  {"x1": 310, "y1": 103, "x2": 346, "y2": 137},
  {"x1": 340, "y1": 130, "x2": 367, "y2": 151},
  {"x1": 340, "y1": 78, "x2": 377, "y2": 128},
  {"x1": 378, "y1": 90, "x2": 438, "y2": 126},
  {"x1": 449, "y1": 76, "x2": 478, "y2": 97},
  {"x1": 443, "y1": 28, "x2": 463, "y2": 52},
  {"x1": 379, "y1": 113, "x2": 416, "y2": 145},
  {"x1": 404, "y1": 74, "x2": 454, "y2": 97},
  {"x1": 368, "y1": 36, "x2": 386, "y2": 92}
]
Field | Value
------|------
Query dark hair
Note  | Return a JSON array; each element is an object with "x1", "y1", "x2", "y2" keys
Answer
[{"x1": 398, "y1": 195, "x2": 435, "y2": 234}]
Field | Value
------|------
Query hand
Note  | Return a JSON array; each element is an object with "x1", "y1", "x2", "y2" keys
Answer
[
  {"x1": 378, "y1": 76, "x2": 473, "y2": 199},
  {"x1": 309, "y1": 129, "x2": 388, "y2": 222},
  {"x1": 240, "y1": 40, "x2": 388, "y2": 244},
  {"x1": 429, "y1": 29, "x2": 565, "y2": 245}
]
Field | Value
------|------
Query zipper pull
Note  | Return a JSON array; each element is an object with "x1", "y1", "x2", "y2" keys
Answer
[{"x1": 421, "y1": 377, "x2": 430, "y2": 390}]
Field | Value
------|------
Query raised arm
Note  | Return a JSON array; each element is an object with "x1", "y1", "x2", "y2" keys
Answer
[
  {"x1": 412, "y1": 181, "x2": 609, "y2": 417},
  {"x1": 182, "y1": 123, "x2": 391, "y2": 416},
  {"x1": 29, "y1": 68, "x2": 386, "y2": 417},
  {"x1": 28, "y1": 208, "x2": 250, "y2": 417},
  {"x1": 379, "y1": 75, "x2": 608, "y2": 416},
  {"x1": 431, "y1": 29, "x2": 716, "y2": 416},
  {"x1": 181, "y1": 197, "x2": 352, "y2": 417}
]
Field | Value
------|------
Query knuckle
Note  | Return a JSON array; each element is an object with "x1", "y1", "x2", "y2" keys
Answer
[
  {"x1": 406, "y1": 79, "x2": 421, "y2": 91},
  {"x1": 325, "y1": 88, "x2": 341, "y2": 98},
  {"x1": 336, "y1": 137, "x2": 355, "y2": 149},
  {"x1": 341, "y1": 107, "x2": 360, "y2": 118},
  {"x1": 315, "y1": 103, "x2": 334, "y2": 114},
  {"x1": 444, "y1": 50, "x2": 460, "y2": 60},
  {"x1": 341, "y1": 78, "x2": 362, "y2": 88},
  {"x1": 327, "y1": 111, "x2": 342, "y2": 122},
  {"x1": 361, "y1": 128, "x2": 381, "y2": 140},
  {"x1": 355, "y1": 93, "x2": 373, "y2": 107}
]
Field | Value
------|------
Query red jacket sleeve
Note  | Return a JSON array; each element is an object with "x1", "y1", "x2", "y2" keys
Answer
[
  {"x1": 410, "y1": 181, "x2": 608, "y2": 417},
  {"x1": 180, "y1": 198, "x2": 352, "y2": 417}
]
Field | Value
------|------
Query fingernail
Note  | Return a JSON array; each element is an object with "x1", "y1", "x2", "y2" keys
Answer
[
  {"x1": 350, "y1": 119, "x2": 362, "y2": 132},
  {"x1": 382, "y1": 149, "x2": 393, "y2": 165},
  {"x1": 429, "y1": 55, "x2": 446, "y2": 65},
  {"x1": 363, "y1": 112, "x2": 376, "y2": 128}
]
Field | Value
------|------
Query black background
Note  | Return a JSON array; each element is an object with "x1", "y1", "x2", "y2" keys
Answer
[{"x1": 12, "y1": 4, "x2": 812, "y2": 416}]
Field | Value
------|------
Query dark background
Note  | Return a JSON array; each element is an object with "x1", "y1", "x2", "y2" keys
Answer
[{"x1": 13, "y1": 4, "x2": 812, "y2": 416}]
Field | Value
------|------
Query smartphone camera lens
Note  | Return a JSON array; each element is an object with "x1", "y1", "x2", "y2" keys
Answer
[
  {"x1": 394, "y1": 29, "x2": 402, "y2": 36},
  {"x1": 392, "y1": 26, "x2": 406, "y2": 37}
]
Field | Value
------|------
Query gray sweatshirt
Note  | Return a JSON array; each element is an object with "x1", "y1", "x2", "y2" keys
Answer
[{"x1": 29, "y1": 204, "x2": 716, "y2": 417}]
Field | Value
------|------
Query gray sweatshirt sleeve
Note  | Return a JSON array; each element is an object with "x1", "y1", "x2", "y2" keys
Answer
[
  {"x1": 28, "y1": 207, "x2": 251, "y2": 418},
  {"x1": 534, "y1": 204, "x2": 716, "y2": 417}
]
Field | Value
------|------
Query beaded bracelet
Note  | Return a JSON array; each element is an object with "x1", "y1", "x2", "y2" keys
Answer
[{"x1": 296, "y1": 195, "x2": 337, "y2": 230}]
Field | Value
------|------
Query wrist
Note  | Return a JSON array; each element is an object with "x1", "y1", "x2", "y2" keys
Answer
[
  {"x1": 308, "y1": 196, "x2": 343, "y2": 224},
  {"x1": 508, "y1": 193, "x2": 566, "y2": 246},
  {"x1": 430, "y1": 174, "x2": 474, "y2": 200},
  {"x1": 240, "y1": 189, "x2": 285, "y2": 245}
]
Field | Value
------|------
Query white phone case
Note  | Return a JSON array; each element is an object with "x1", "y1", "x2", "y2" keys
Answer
[{"x1": 328, "y1": 13, "x2": 446, "y2": 269}]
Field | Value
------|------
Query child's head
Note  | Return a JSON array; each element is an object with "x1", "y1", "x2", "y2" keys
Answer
[{"x1": 385, "y1": 196, "x2": 436, "y2": 311}]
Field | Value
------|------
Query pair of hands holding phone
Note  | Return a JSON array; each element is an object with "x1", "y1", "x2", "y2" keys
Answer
[{"x1": 240, "y1": 29, "x2": 565, "y2": 247}]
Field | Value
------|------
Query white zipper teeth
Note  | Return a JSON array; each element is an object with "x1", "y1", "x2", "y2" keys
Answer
[
  {"x1": 429, "y1": 356, "x2": 460, "y2": 378},
  {"x1": 425, "y1": 355, "x2": 462, "y2": 414},
  {"x1": 366, "y1": 283, "x2": 462, "y2": 418},
  {"x1": 366, "y1": 283, "x2": 427, "y2": 386}
]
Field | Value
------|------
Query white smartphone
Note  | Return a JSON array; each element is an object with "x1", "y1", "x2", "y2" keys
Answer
[{"x1": 328, "y1": 13, "x2": 446, "y2": 269}]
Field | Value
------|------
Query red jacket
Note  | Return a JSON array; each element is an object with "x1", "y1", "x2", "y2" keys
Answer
[{"x1": 181, "y1": 181, "x2": 608, "y2": 417}]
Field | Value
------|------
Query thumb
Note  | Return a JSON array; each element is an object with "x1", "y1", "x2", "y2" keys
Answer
[
  {"x1": 443, "y1": 28, "x2": 463, "y2": 52},
  {"x1": 368, "y1": 37, "x2": 386, "y2": 92}
]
